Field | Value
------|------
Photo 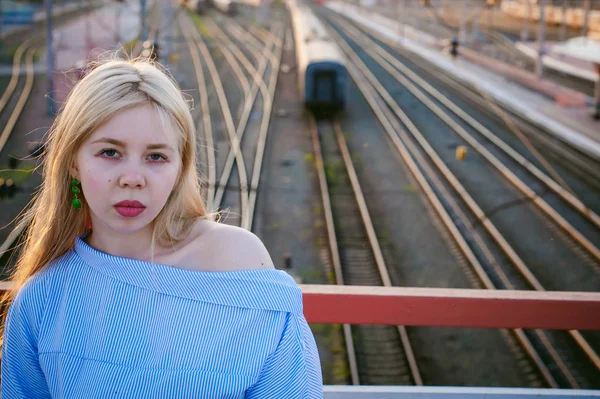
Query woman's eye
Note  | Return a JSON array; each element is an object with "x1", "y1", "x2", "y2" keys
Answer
[
  {"x1": 100, "y1": 149, "x2": 119, "y2": 158},
  {"x1": 148, "y1": 153, "x2": 166, "y2": 162}
]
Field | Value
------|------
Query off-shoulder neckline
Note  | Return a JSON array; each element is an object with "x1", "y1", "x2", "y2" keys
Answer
[{"x1": 73, "y1": 235, "x2": 302, "y2": 313}]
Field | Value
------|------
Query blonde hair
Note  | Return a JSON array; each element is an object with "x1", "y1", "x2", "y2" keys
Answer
[{"x1": 1, "y1": 57, "x2": 210, "y2": 337}]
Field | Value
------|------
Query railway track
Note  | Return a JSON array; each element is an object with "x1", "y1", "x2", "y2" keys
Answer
[
  {"x1": 331, "y1": 14, "x2": 600, "y2": 260},
  {"x1": 310, "y1": 116, "x2": 421, "y2": 385},
  {"x1": 310, "y1": 110, "x2": 549, "y2": 387},
  {"x1": 205, "y1": 16, "x2": 281, "y2": 230},
  {"x1": 213, "y1": 19, "x2": 284, "y2": 231},
  {"x1": 319, "y1": 8, "x2": 600, "y2": 388},
  {"x1": 177, "y1": 7, "x2": 216, "y2": 210},
  {"x1": 179, "y1": 9, "x2": 283, "y2": 229},
  {"x1": 326, "y1": 10, "x2": 600, "y2": 266},
  {"x1": 179, "y1": 11, "x2": 250, "y2": 225},
  {"x1": 309, "y1": 57, "x2": 551, "y2": 388},
  {"x1": 0, "y1": 2, "x2": 99, "y2": 50},
  {"x1": 0, "y1": 37, "x2": 43, "y2": 273},
  {"x1": 354, "y1": 27, "x2": 600, "y2": 197},
  {"x1": 0, "y1": 39, "x2": 40, "y2": 165}
]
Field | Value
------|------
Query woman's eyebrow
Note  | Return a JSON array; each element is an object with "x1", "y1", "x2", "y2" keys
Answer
[
  {"x1": 146, "y1": 143, "x2": 175, "y2": 151},
  {"x1": 91, "y1": 137, "x2": 174, "y2": 151},
  {"x1": 91, "y1": 137, "x2": 125, "y2": 146}
]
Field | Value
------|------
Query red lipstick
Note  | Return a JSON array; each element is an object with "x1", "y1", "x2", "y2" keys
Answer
[{"x1": 113, "y1": 200, "x2": 146, "y2": 217}]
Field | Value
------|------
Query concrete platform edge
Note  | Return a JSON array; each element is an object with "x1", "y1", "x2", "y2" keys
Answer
[{"x1": 323, "y1": 385, "x2": 600, "y2": 397}]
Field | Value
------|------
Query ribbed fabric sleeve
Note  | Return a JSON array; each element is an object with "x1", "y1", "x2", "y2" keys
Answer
[
  {"x1": 246, "y1": 313, "x2": 323, "y2": 399},
  {"x1": 1, "y1": 236, "x2": 324, "y2": 398},
  {"x1": 2, "y1": 272, "x2": 52, "y2": 398}
]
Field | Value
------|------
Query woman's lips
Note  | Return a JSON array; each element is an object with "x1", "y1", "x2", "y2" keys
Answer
[{"x1": 113, "y1": 200, "x2": 146, "y2": 218}]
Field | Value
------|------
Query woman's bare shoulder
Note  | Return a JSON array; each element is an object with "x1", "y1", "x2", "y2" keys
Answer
[{"x1": 182, "y1": 219, "x2": 275, "y2": 272}]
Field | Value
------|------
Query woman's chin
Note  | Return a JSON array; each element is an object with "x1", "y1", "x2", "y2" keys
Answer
[{"x1": 95, "y1": 217, "x2": 154, "y2": 235}]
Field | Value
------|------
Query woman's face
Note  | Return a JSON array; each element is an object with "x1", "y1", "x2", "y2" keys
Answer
[{"x1": 74, "y1": 105, "x2": 181, "y2": 234}]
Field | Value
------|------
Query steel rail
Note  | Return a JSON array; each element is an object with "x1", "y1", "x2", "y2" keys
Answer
[
  {"x1": 205, "y1": 21, "x2": 251, "y2": 125},
  {"x1": 0, "y1": 38, "x2": 36, "y2": 117},
  {"x1": 332, "y1": 119, "x2": 423, "y2": 385},
  {"x1": 330, "y1": 7, "x2": 600, "y2": 187},
  {"x1": 0, "y1": 47, "x2": 39, "y2": 267},
  {"x1": 374, "y1": 37, "x2": 596, "y2": 227},
  {"x1": 0, "y1": 48, "x2": 37, "y2": 158},
  {"x1": 233, "y1": 22, "x2": 282, "y2": 51},
  {"x1": 181, "y1": 13, "x2": 249, "y2": 224},
  {"x1": 226, "y1": 24, "x2": 280, "y2": 65},
  {"x1": 220, "y1": 22, "x2": 283, "y2": 231},
  {"x1": 308, "y1": 115, "x2": 360, "y2": 386},
  {"x1": 177, "y1": 11, "x2": 216, "y2": 211},
  {"x1": 204, "y1": 19, "x2": 277, "y2": 220},
  {"x1": 202, "y1": 19, "x2": 251, "y2": 216}
]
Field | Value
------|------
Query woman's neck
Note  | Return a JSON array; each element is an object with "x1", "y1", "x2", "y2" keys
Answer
[{"x1": 85, "y1": 224, "x2": 156, "y2": 261}]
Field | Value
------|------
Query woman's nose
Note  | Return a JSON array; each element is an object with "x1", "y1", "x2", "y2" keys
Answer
[{"x1": 118, "y1": 168, "x2": 145, "y2": 188}]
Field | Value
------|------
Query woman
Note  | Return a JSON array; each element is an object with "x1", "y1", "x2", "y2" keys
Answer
[{"x1": 1, "y1": 58, "x2": 323, "y2": 398}]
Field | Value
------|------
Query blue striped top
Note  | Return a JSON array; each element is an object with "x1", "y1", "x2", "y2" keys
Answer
[{"x1": 2, "y1": 236, "x2": 323, "y2": 398}]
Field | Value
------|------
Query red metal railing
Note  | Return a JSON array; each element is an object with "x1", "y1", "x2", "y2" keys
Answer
[
  {"x1": 301, "y1": 285, "x2": 600, "y2": 330},
  {"x1": 2, "y1": 282, "x2": 598, "y2": 397},
  {"x1": 1, "y1": 281, "x2": 598, "y2": 330}
]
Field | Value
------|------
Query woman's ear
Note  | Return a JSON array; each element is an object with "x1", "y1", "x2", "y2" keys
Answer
[{"x1": 70, "y1": 159, "x2": 80, "y2": 181}]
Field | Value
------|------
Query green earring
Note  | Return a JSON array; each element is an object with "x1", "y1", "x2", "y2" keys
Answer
[{"x1": 71, "y1": 178, "x2": 82, "y2": 209}]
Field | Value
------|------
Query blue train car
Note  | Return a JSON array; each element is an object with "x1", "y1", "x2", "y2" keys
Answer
[
  {"x1": 290, "y1": 2, "x2": 347, "y2": 111},
  {"x1": 304, "y1": 56, "x2": 346, "y2": 110}
]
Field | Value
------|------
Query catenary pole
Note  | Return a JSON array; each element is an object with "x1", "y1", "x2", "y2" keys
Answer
[
  {"x1": 560, "y1": 0, "x2": 567, "y2": 42},
  {"x1": 536, "y1": 0, "x2": 546, "y2": 78},
  {"x1": 45, "y1": 0, "x2": 54, "y2": 115},
  {"x1": 141, "y1": 0, "x2": 147, "y2": 42},
  {"x1": 582, "y1": 0, "x2": 590, "y2": 38}
]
